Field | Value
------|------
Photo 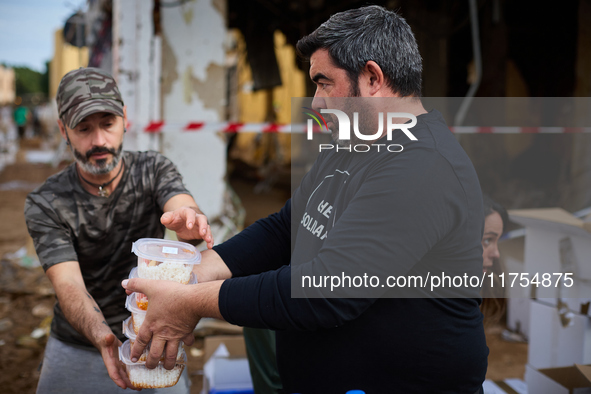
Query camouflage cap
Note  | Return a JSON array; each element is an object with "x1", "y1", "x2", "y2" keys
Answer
[{"x1": 56, "y1": 67, "x2": 125, "y2": 129}]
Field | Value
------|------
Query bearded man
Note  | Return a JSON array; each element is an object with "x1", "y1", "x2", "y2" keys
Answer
[{"x1": 25, "y1": 67, "x2": 212, "y2": 393}]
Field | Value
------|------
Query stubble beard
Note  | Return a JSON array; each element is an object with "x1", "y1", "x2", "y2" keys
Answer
[
  {"x1": 71, "y1": 143, "x2": 124, "y2": 175},
  {"x1": 330, "y1": 85, "x2": 378, "y2": 147}
]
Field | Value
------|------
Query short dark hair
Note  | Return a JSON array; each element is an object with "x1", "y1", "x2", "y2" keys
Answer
[
  {"x1": 483, "y1": 195, "x2": 509, "y2": 233},
  {"x1": 296, "y1": 5, "x2": 422, "y2": 97}
]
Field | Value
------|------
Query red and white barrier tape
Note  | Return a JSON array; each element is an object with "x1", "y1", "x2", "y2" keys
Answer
[
  {"x1": 450, "y1": 127, "x2": 590, "y2": 134},
  {"x1": 141, "y1": 122, "x2": 292, "y2": 133},
  {"x1": 137, "y1": 122, "x2": 591, "y2": 134}
]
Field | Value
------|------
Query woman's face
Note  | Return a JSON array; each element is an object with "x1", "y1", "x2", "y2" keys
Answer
[{"x1": 482, "y1": 211, "x2": 503, "y2": 274}]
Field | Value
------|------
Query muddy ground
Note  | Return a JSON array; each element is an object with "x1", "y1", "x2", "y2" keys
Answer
[{"x1": 0, "y1": 139, "x2": 525, "y2": 393}]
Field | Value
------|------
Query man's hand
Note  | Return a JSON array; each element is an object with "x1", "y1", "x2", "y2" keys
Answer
[
  {"x1": 161, "y1": 206, "x2": 213, "y2": 249},
  {"x1": 121, "y1": 277, "x2": 224, "y2": 370},
  {"x1": 99, "y1": 333, "x2": 138, "y2": 390},
  {"x1": 122, "y1": 278, "x2": 199, "y2": 370}
]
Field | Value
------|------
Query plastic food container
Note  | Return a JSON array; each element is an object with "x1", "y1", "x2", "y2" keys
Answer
[
  {"x1": 125, "y1": 293, "x2": 146, "y2": 334},
  {"x1": 122, "y1": 316, "x2": 184, "y2": 362},
  {"x1": 119, "y1": 340, "x2": 186, "y2": 389},
  {"x1": 128, "y1": 267, "x2": 197, "y2": 311},
  {"x1": 132, "y1": 238, "x2": 201, "y2": 284},
  {"x1": 128, "y1": 267, "x2": 197, "y2": 283}
]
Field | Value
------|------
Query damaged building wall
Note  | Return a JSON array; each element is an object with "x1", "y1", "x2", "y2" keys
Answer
[
  {"x1": 160, "y1": 0, "x2": 226, "y2": 121},
  {"x1": 160, "y1": 0, "x2": 227, "y2": 218},
  {"x1": 113, "y1": 0, "x2": 160, "y2": 152},
  {"x1": 228, "y1": 30, "x2": 306, "y2": 170},
  {"x1": 113, "y1": 0, "x2": 227, "y2": 218}
]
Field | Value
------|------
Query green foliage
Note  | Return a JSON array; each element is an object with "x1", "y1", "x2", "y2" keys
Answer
[{"x1": 14, "y1": 66, "x2": 48, "y2": 97}]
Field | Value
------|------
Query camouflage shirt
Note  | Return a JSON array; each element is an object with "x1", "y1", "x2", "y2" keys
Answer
[{"x1": 24, "y1": 151, "x2": 191, "y2": 349}]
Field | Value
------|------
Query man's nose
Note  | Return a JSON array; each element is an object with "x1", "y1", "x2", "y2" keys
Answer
[
  {"x1": 311, "y1": 95, "x2": 326, "y2": 112},
  {"x1": 91, "y1": 128, "x2": 107, "y2": 146}
]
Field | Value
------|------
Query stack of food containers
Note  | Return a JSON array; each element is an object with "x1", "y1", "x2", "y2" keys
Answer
[{"x1": 119, "y1": 238, "x2": 201, "y2": 389}]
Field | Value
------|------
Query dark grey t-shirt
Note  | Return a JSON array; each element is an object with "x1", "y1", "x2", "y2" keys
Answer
[{"x1": 24, "y1": 151, "x2": 191, "y2": 348}]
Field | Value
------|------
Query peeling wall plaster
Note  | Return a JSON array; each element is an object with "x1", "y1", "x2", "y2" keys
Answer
[
  {"x1": 160, "y1": 0, "x2": 225, "y2": 122},
  {"x1": 187, "y1": 63, "x2": 225, "y2": 119},
  {"x1": 160, "y1": 33, "x2": 178, "y2": 101},
  {"x1": 160, "y1": 0, "x2": 227, "y2": 218}
]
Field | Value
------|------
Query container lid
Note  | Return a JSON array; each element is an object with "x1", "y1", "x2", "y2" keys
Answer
[
  {"x1": 122, "y1": 316, "x2": 136, "y2": 340},
  {"x1": 123, "y1": 316, "x2": 184, "y2": 347},
  {"x1": 118, "y1": 339, "x2": 187, "y2": 366},
  {"x1": 125, "y1": 293, "x2": 146, "y2": 314},
  {"x1": 131, "y1": 238, "x2": 201, "y2": 265},
  {"x1": 128, "y1": 267, "x2": 198, "y2": 284}
]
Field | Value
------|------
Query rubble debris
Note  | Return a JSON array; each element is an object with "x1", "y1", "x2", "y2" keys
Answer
[
  {"x1": 31, "y1": 304, "x2": 52, "y2": 318},
  {"x1": 16, "y1": 335, "x2": 41, "y2": 349},
  {"x1": 0, "y1": 317, "x2": 13, "y2": 332}
]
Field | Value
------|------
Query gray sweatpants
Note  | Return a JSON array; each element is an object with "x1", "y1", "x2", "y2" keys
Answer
[{"x1": 36, "y1": 336, "x2": 191, "y2": 394}]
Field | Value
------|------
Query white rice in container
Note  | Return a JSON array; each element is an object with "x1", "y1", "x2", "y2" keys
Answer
[
  {"x1": 129, "y1": 267, "x2": 197, "y2": 284},
  {"x1": 131, "y1": 312, "x2": 145, "y2": 335},
  {"x1": 127, "y1": 364, "x2": 185, "y2": 389},
  {"x1": 119, "y1": 340, "x2": 186, "y2": 389},
  {"x1": 132, "y1": 239, "x2": 201, "y2": 285},
  {"x1": 137, "y1": 259, "x2": 193, "y2": 284},
  {"x1": 121, "y1": 239, "x2": 198, "y2": 388}
]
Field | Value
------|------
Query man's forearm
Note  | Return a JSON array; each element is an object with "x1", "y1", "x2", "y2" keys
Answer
[
  {"x1": 191, "y1": 280, "x2": 224, "y2": 320},
  {"x1": 57, "y1": 282, "x2": 113, "y2": 349},
  {"x1": 211, "y1": 200, "x2": 291, "y2": 277},
  {"x1": 192, "y1": 249, "x2": 232, "y2": 282}
]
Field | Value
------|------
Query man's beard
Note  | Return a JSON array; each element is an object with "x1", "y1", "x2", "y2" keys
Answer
[
  {"x1": 328, "y1": 85, "x2": 379, "y2": 147},
  {"x1": 332, "y1": 115, "x2": 376, "y2": 147},
  {"x1": 72, "y1": 144, "x2": 124, "y2": 175}
]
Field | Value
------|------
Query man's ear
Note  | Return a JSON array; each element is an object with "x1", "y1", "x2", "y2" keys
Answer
[
  {"x1": 360, "y1": 61, "x2": 385, "y2": 96},
  {"x1": 57, "y1": 119, "x2": 68, "y2": 142},
  {"x1": 123, "y1": 106, "x2": 128, "y2": 132}
]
